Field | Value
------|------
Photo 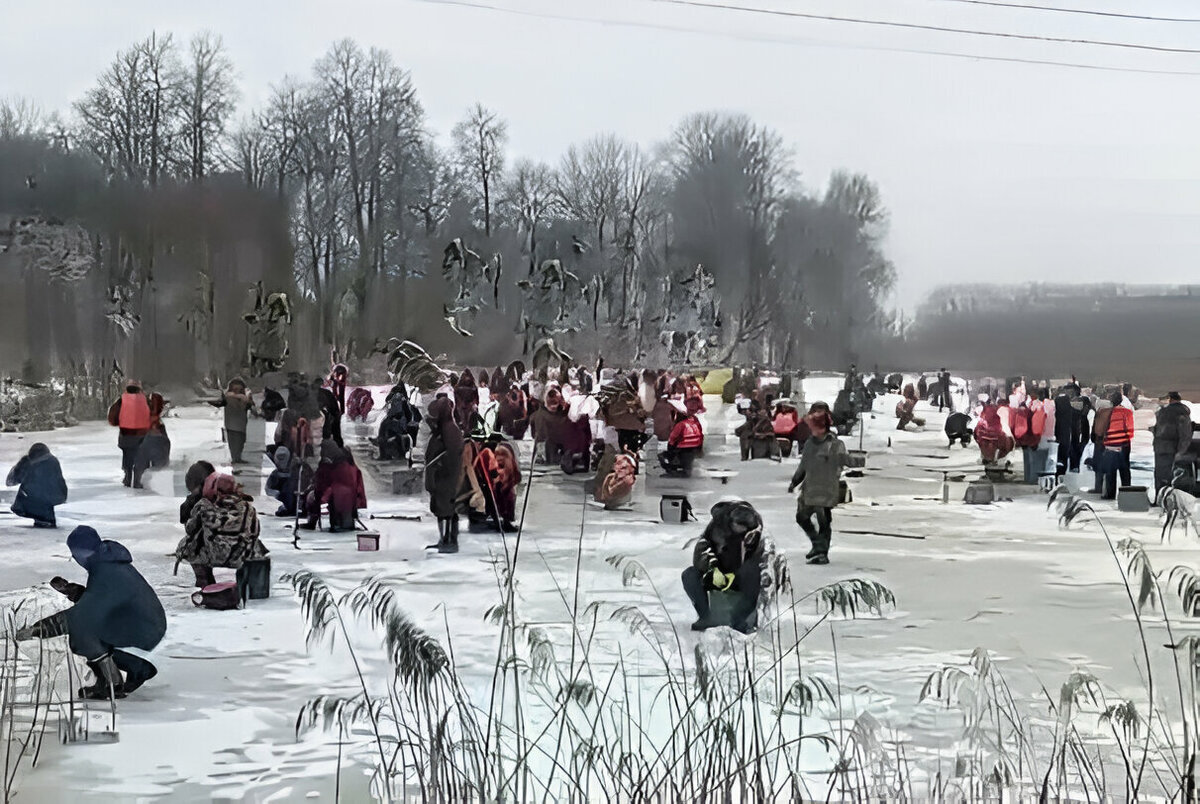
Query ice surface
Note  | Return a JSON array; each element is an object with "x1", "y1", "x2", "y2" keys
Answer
[{"x1": 0, "y1": 378, "x2": 1188, "y2": 801}]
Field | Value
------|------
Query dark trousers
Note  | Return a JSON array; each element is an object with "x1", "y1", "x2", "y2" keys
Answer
[
  {"x1": 11, "y1": 493, "x2": 55, "y2": 526},
  {"x1": 681, "y1": 562, "x2": 762, "y2": 630},
  {"x1": 1120, "y1": 443, "x2": 1132, "y2": 487},
  {"x1": 227, "y1": 429, "x2": 247, "y2": 463},
  {"x1": 617, "y1": 429, "x2": 645, "y2": 454},
  {"x1": 1099, "y1": 447, "x2": 1130, "y2": 500},
  {"x1": 119, "y1": 435, "x2": 146, "y2": 485},
  {"x1": 797, "y1": 504, "x2": 834, "y2": 557},
  {"x1": 1155, "y1": 452, "x2": 1181, "y2": 495},
  {"x1": 659, "y1": 446, "x2": 697, "y2": 477}
]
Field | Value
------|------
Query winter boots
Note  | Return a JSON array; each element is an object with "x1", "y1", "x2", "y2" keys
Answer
[
  {"x1": 78, "y1": 654, "x2": 126, "y2": 700},
  {"x1": 192, "y1": 565, "x2": 216, "y2": 588},
  {"x1": 429, "y1": 517, "x2": 460, "y2": 553}
]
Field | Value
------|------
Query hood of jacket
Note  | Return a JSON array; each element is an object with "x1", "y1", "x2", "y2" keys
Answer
[{"x1": 67, "y1": 526, "x2": 132, "y2": 569}]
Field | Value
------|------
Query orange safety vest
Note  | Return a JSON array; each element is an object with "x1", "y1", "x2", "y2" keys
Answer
[{"x1": 118, "y1": 393, "x2": 151, "y2": 431}]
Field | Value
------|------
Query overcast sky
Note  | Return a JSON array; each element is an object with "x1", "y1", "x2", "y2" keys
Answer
[{"x1": 6, "y1": 0, "x2": 1200, "y2": 310}]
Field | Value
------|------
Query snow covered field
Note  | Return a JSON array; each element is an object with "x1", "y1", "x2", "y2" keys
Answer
[{"x1": 0, "y1": 377, "x2": 1192, "y2": 802}]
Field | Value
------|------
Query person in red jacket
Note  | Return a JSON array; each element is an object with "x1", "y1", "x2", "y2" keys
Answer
[
  {"x1": 107, "y1": 380, "x2": 151, "y2": 488},
  {"x1": 299, "y1": 442, "x2": 367, "y2": 532},
  {"x1": 1100, "y1": 390, "x2": 1135, "y2": 500},
  {"x1": 659, "y1": 400, "x2": 704, "y2": 477}
]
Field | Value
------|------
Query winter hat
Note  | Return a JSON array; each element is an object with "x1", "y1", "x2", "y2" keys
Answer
[
  {"x1": 28, "y1": 443, "x2": 49, "y2": 458},
  {"x1": 227, "y1": 377, "x2": 247, "y2": 392},
  {"x1": 124, "y1": 379, "x2": 142, "y2": 392},
  {"x1": 320, "y1": 440, "x2": 345, "y2": 463},
  {"x1": 1169, "y1": 391, "x2": 1183, "y2": 402},
  {"x1": 273, "y1": 446, "x2": 292, "y2": 471},
  {"x1": 67, "y1": 526, "x2": 102, "y2": 568},
  {"x1": 185, "y1": 460, "x2": 216, "y2": 494},
  {"x1": 202, "y1": 473, "x2": 239, "y2": 501}
]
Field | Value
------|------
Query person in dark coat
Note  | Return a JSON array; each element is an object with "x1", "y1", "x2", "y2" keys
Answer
[
  {"x1": 1152, "y1": 392, "x2": 1194, "y2": 495},
  {"x1": 16, "y1": 526, "x2": 166, "y2": 700},
  {"x1": 425, "y1": 396, "x2": 464, "y2": 553},
  {"x1": 107, "y1": 380, "x2": 151, "y2": 488},
  {"x1": 376, "y1": 386, "x2": 422, "y2": 462},
  {"x1": 681, "y1": 500, "x2": 765, "y2": 634},
  {"x1": 134, "y1": 392, "x2": 172, "y2": 475},
  {"x1": 944, "y1": 412, "x2": 974, "y2": 447},
  {"x1": 265, "y1": 446, "x2": 305, "y2": 516},
  {"x1": 936, "y1": 369, "x2": 953, "y2": 412},
  {"x1": 179, "y1": 460, "x2": 216, "y2": 525},
  {"x1": 300, "y1": 442, "x2": 366, "y2": 532},
  {"x1": 6, "y1": 443, "x2": 67, "y2": 527},
  {"x1": 260, "y1": 387, "x2": 287, "y2": 423},
  {"x1": 318, "y1": 385, "x2": 343, "y2": 448},
  {"x1": 328, "y1": 363, "x2": 349, "y2": 416}
]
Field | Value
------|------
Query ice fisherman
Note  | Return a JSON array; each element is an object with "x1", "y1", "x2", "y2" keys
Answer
[
  {"x1": 16, "y1": 526, "x2": 166, "y2": 700},
  {"x1": 5, "y1": 442, "x2": 67, "y2": 528},
  {"x1": 681, "y1": 500, "x2": 766, "y2": 635},
  {"x1": 788, "y1": 402, "x2": 849, "y2": 565}
]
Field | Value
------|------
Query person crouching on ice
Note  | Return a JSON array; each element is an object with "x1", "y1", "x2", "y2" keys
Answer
[
  {"x1": 16, "y1": 526, "x2": 166, "y2": 700},
  {"x1": 682, "y1": 500, "x2": 766, "y2": 634}
]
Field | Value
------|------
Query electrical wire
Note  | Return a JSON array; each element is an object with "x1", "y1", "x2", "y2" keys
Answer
[
  {"x1": 935, "y1": 0, "x2": 1200, "y2": 24},
  {"x1": 413, "y1": 0, "x2": 1200, "y2": 75},
  {"x1": 648, "y1": 0, "x2": 1200, "y2": 54}
]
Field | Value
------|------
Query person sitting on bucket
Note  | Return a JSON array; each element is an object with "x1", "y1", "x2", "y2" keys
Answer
[
  {"x1": 16, "y1": 525, "x2": 166, "y2": 700},
  {"x1": 659, "y1": 399, "x2": 703, "y2": 477},
  {"x1": 681, "y1": 500, "x2": 766, "y2": 634}
]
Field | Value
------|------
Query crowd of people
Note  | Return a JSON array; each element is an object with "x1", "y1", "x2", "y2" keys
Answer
[{"x1": 4, "y1": 359, "x2": 1195, "y2": 703}]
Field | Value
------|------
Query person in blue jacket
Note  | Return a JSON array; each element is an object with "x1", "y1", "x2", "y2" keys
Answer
[
  {"x1": 6, "y1": 443, "x2": 67, "y2": 528},
  {"x1": 16, "y1": 526, "x2": 167, "y2": 700}
]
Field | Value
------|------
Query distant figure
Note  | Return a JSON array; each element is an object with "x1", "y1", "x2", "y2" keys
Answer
[
  {"x1": 375, "y1": 386, "x2": 421, "y2": 463},
  {"x1": 895, "y1": 383, "x2": 926, "y2": 431},
  {"x1": 659, "y1": 399, "x2": 703, "y2": 477},
  {"x1": 260, "y1": 387, "x2": 287, "y2": 423},
  {"x1": 6, "y1": 443, "x2": 67, "y2": 528},
  {"x1": 300, "y1": 443, "x2": 366, "y2": 532},
  {"x1": 134, "y1": 392, "x2": 171, "y2": 476},
  {"x1": 1098, "y1": 390, "x2": 1134, "y2": 500},
  {"x1": 107, "y1": 380, "x2": 151, "y2": 488},
  {"x1": 789, "y1": 403, "x2": 849, "y2": 565},
  {"x1": 944, "y1": 412, "x2": 973, "y2": 447},
  {"x1": 425, "y1": 396, "x2": 464, "y2": 554},
  {"x1": 1152, "y1": 391, "x2": 1194, "y2": 495},
  {"x1": 594, "y1": 446, "x2": 637, "y2": 510},
  {"x1": 16, "y1": 526, "x2": 166, "y2": 700},
  {"x1": 936, "y1": 369, "x2": 953, "y2": 413},
  {"x1": 211, "y1": 378, "x2": 256, "y2": 464}
]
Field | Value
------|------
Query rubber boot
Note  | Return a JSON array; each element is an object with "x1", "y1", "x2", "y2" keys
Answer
[
  {"x1": 122, "y1": 470, "x2": 132, "y2": 487},
  {"x1": 192, "y1": 565, "x2": 216, "y2": 588},
  {"x1": 427, "y1": 518, "x2": 448, "y2": 551},
  {"x1": 439, "y1": 517, "x2": 459, "y2": 554},
  {"x1": 112, "y1": 651, "x2": 157, "y2": 695},
  {"x1": 78, "y1": 654, "x2": 126, "y2": 700}
]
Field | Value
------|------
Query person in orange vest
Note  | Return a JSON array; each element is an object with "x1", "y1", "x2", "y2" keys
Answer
[
  {"x1": 107, "y1": 380, "x2": 151, "y2": 489},
  {"x1": 659, "y1": 399, "x2": 704, "y2": 477},
  {"x1": 1099, "y1": 390, "x2": 1135, "y2": 500}
]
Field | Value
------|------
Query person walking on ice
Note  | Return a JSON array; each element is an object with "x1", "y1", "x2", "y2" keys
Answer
[{"x1": 788, "y1": 402, "x2": 849, "y2": 565}]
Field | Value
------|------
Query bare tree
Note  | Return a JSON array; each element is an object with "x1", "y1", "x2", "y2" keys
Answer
[
  {"x1": 0, "y1": 97, "x2": 45, "y2": 140},
  {"x1": 179, "y1": 32, "x2": 238, "y2": 181},
  {"x1": 557, "y1": 134, "x2": 625, "y2": 252},
  {"x1": 503, "y1": 159, "x2": 559, "y2": 275},
  {"x1": 74, "y1": 32, "x2": 183, "y2": 185},
  {"x1": 451, "y1": 103, "x2": 507, "y2": 237}
]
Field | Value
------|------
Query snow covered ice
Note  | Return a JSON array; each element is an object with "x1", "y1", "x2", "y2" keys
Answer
[{"x1": 0, "y1": 377, "x2": 1191, "y2": 801}]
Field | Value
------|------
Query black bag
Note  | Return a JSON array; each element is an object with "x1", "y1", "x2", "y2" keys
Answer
[
  {"x1": 660, "y1": 494, "x2": 695, "y2": 523},
  {"x1": 236, "y1": 556, "x2": 271, "y2": 603},
  {"x1": 191, "y1": 582, "x2": 240, "y2": 611},
  {"x1": 837, "y1": 480, "x2": 853, "y2": 506}
]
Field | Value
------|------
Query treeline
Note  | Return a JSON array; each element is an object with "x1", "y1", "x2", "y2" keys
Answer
[{"x1": 0, "y1": 32, "x2": 898, "y2": 385}]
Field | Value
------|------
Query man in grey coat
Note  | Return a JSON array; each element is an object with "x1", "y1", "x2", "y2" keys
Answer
[{"x1": 788, "y1": 402, "x2": 849, "y2": 565}]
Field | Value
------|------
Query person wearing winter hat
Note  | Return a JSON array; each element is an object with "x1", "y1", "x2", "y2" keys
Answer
[
  {"x1": 210, "y1": 377, "x2": 256, "y2": 464},
  {"x1": 788, "y1": 403, "x2": 848, "y2": 565},
  {"x1": 16, "y1": 526, "x2": 166, "y2": 700},
  {"x1": 425, "y1": 396, "x2": 464, "y2": 553},
  {"x1": 6, "y1": 443, "x2": 67, "y2": 528},
  {"x1": 107, "y1": 380, "x2": 151, "y2": 488},
  {"x1": 659, "y1": 398, "x2": 704, "y2": 477}
]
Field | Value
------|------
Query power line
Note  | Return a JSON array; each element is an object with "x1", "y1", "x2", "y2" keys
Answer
[
  {"x1": 414, "y1": 0, "x2": 1200, "y2": 75},
  {"x1": 648, "y1": 0, "x2": 1200, "y2": 54},
  {"x1": 936, "y1": 0, "x2": 1200, "y2": 24}
]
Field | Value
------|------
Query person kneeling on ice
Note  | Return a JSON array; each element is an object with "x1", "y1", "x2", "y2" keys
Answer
[
  {"x1": 944, "y1": 412, "x2": 973, "y2": 448},
  {"x1": 299, "y1": 442, "x2": 367, "y2": 532},
  {"x1": 16, "y1": 526, "x2": 166, "y2": 700},
  {"x1": 659, "y1": 399, "x2": 703, "y2": 477},
  {"x1": 682, "y1": 500, "x2": 766, "y2": 634},
  {"x1": 594, "y1": 445, "x2": 638, "y2": 510},
  {"x1": 425, "y1": 395, "x2": 464, "y2": 554},
  {"x1": 178, "y1": 473, "x2": 266, "y2": 587},
  {"x1": 265, "y1": 446, "x2": 312, "y2": 517},
  {"x1": 788, "y1": 402, "x2": 849, "y2": 565},
  {"x1": 973, "y1": 396, "x2": 1015, "y2": 466},
  {"x1": 895, "y1": 383, "x2": 926, "y2": 431},
  {"x1": 6, "y1": 443, "x2": 67, "y2": 528}
]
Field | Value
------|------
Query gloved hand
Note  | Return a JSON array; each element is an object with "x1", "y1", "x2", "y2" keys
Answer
[
  {"x1": 709, "y1": 568, "x2": 735, "y2": 592},
  {"x1": 50, "y1": 576, "x2": 72, "y2": 595},
  {"x1": 14, "y1": 626, "x2": 35, "y2": 641},
  {"x1": 787, "y1": 484, "x2": 796, "y2": 494}
]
